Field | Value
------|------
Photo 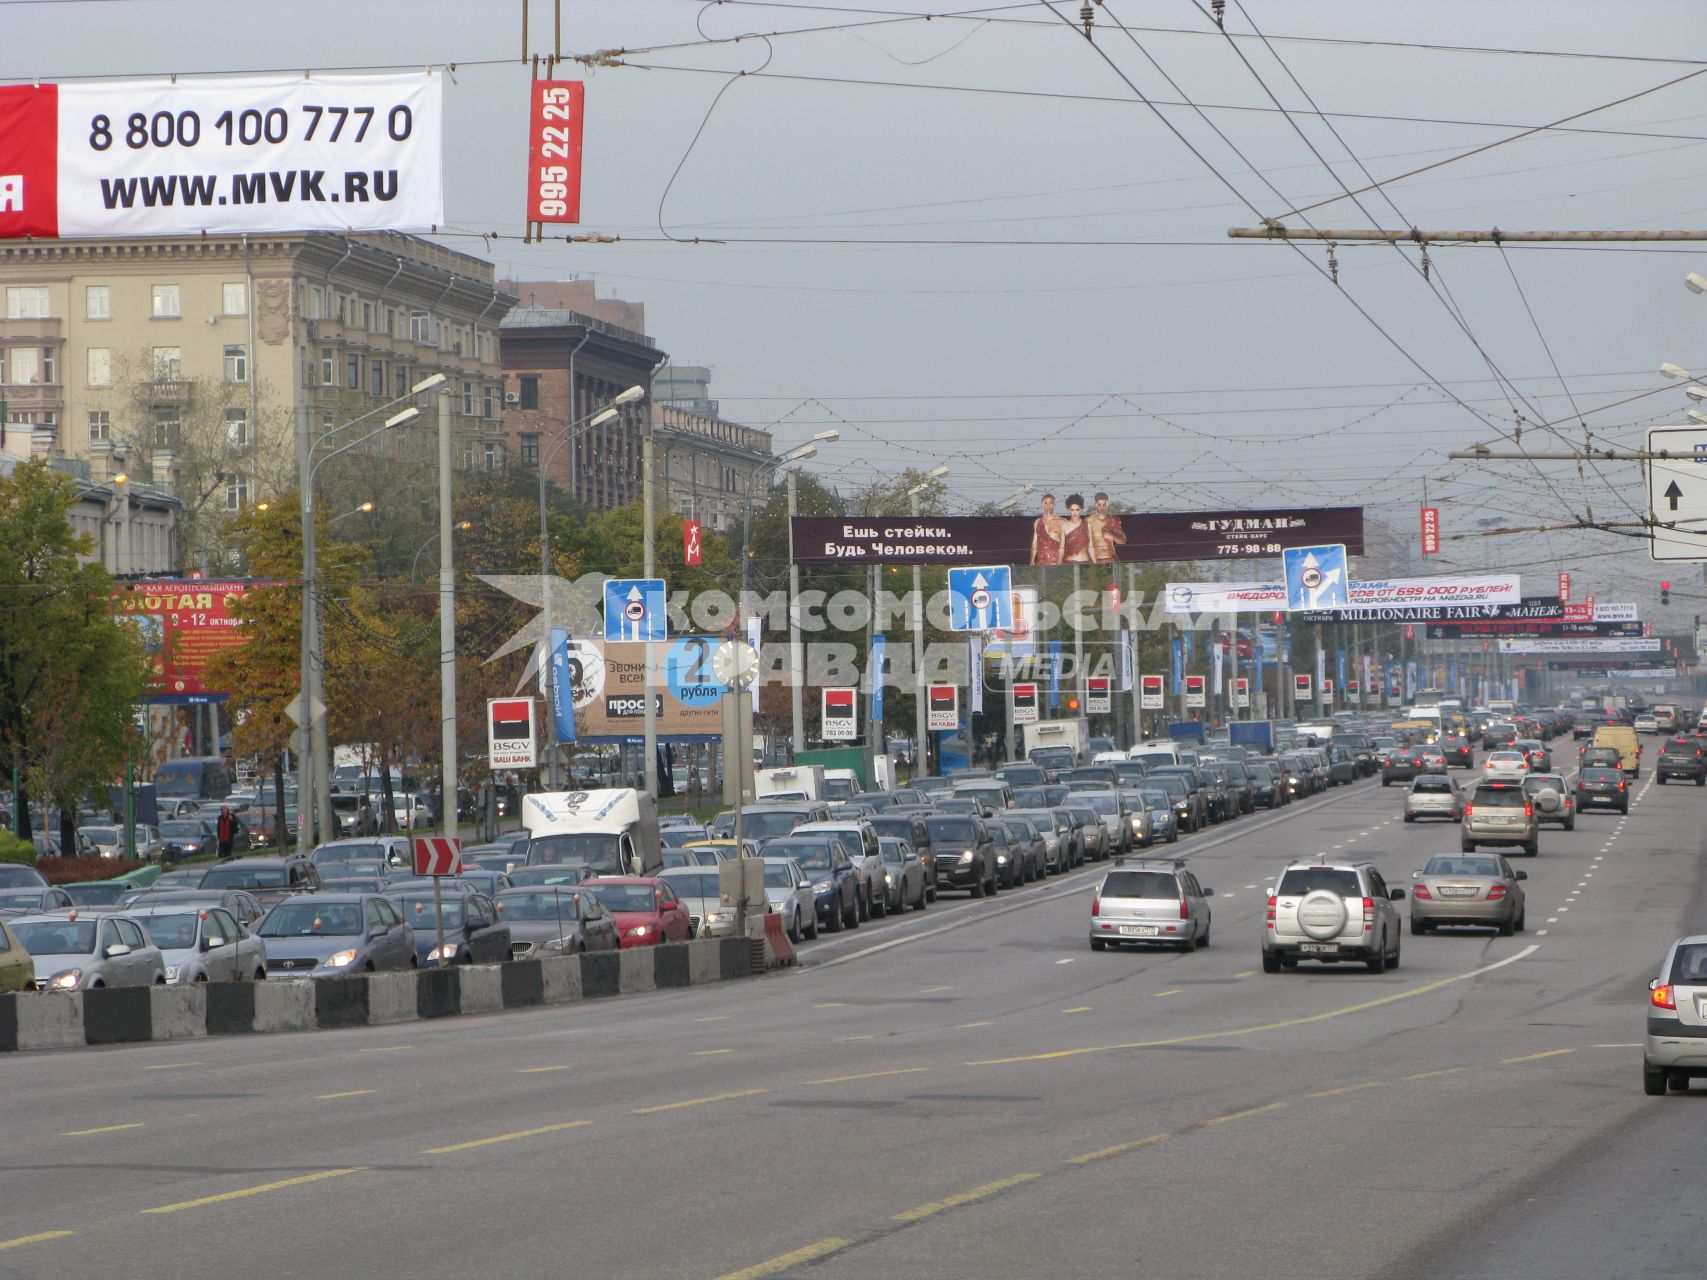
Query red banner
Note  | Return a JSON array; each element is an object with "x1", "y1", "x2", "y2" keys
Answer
[
  {"x1": 112, "y1": 579, "x2": 261, "y2": 703},
  {"x1": 683, "y1": 519, "x2": 702, "y2": 567},
  {"x1": 526, "y1": 80, "x2": 585, "y2": 223},
  {"x1": 0, "y1": 85, "x2": 58, "y2": 239},
  {"x1": 1420, "y1": 505, "x2": 1440, "y2": 555},
  {"x1": 1558, "y1": 571, "x2": 1571, "y2": 602}
]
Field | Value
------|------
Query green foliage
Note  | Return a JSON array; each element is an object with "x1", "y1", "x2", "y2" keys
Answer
[{"x1": 0, "y1": 831, "x2": 37, "y2": 866}]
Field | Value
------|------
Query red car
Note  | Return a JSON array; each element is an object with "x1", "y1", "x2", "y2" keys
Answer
[{"x1": 583, "y1": 876, "x2": 693, "y2": 948}]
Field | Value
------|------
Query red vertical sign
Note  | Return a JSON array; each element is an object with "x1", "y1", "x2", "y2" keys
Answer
[
  {"x1": 1420, "y1": 506, "x2": 1440, "y2": 555},
  {"x1": 683, "y1": 519, "x2": 702, "y2": 567},
  {"x1": 0, "y1": 86, "x2": 60, "y2": 240},
  {"x1": 1558, "y1": 571, "x2": 1571, "y2": 602},
  {"x1": 526, "y1": 81, "x2": 585, "y2": 224}
]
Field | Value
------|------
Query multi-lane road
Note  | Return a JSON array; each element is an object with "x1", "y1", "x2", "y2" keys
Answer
[{"x1": 4, "y1": 766, "x2": 1704, "y2": 1279}]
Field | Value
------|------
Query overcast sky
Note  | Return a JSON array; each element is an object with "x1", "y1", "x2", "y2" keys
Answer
[{"x1": 6, "y1": 0, "x2": 1706, "y2": 603}]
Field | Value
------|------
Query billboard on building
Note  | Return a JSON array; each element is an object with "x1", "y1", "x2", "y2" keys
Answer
[{"x1": 112, "y1": 579, "x2": 261, "y2": 704}]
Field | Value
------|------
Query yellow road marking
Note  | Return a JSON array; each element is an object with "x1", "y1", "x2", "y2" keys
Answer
[
  {"x1": 142, "y1": 1062, "x2": 203, "y2": 1070},
  {"x1": 804, "y1": 1067, "x2": 927, "y2": 1086},
  {"x1": 633, "y1": 1088, "x2": 767, "y2": 1115},
  {"x1": 922, "y1": 984, "x2": 952, "y2": 993},
  {"x1": 1206, "y1": 1101, "x2": 1288, "y2": 1126},
  {"x1": 693, "y1": 1048, "x2": 734, "y2": 1056},
  {"x1": 893, "y1": 1173, "x2": 1039, "y2": 1222},
  {"x1": 315, "y1": 1090, "x2": 374, "y2": 1100},
  {"x1": 1066, "y1": 1134, "x2": 1170, "y2": 1165},
  {"x1": 142, "y1": 1168, "x2": 365, "y2": 1214},
  {"x1": 423, "y1": 1120, "x2": 591, "y2": 1154},
  {"x1": 1502, "y1": 1048, "x2": 1575, "y2": 1065},
  {"x1": 1307, "y1": 1082, "x2": 1383, "y2": 1099},
  {"x1": 0, "y1": 1231, "x2": 74, "y2": 1252},
  {"x1": 715, "y1": 1238, "x2": 854, "y2": 1280},
  {"x1": 969, "y1": 951, "x2": 1535, "y2": 1066},
  {"x1": 63, "y1": 1122, "x2": 142, "y2": 1136},
  {"x1": 838, "y1": 1035, "x2": 874, "y2": 1042},
  {"x1": 1154, "y1": 989, "x2": 1183, "y2": 998},
  {"x1": 1402, "y1": 1067, "x2": 1467, "y2": 1081},
  {"x1": 517, "y1": 1065, "x2": 572, "y2": 1074},
  {"x1": 1235, "y1": 970, "x2": 1257, "y2": 978},
  {"x1": 958, "y1": 1021, "x2": 991, "y2": 1028},
  {"x1": 359, "y1": 1045, "x2": 410, "y2": 1054}
]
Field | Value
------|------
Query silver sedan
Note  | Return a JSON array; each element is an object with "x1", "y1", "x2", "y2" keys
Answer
[
  {"x1": 1409, "y1": 854, "x2": 1527, "y2": 936},
  {"x1": 127, "y1": 904, "x2": 268, "y2": 983},
  {"x1": 10, "y1": 912, "x2": 166, "y2": 989},
  {"x1": 760, "y1": 858, "x2": 818, "y2": 942},
  {"x1": 878, "y1": 838, "x2": 928, "y2": 913}
]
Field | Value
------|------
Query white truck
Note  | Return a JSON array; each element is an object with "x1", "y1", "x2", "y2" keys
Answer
[
  {"x1": 754, "y1": 765, "x2": 827, "y2": 802},
  {"x1": 1022, "y1": 719, "x2": 1090, "y2": 764},
  {"x1": 522, "y1": 788, "x2": 662, "y2": 876}
]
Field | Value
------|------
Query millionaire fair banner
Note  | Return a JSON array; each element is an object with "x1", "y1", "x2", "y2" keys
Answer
[
  {"x1": 0, "y1": 73, "x2": 443, "y2": 239},
  {"x1": 790, "y1": 504, "x2": 1362, "y2": 567},
  {"x1": 1165, "y1": 575, "x2": 1523, "y2": 614}
]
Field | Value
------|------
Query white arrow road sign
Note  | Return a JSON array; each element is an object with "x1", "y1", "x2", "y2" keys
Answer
[{"x1": 1647, "y1": 426, "x2": 1707, "y2": 561}]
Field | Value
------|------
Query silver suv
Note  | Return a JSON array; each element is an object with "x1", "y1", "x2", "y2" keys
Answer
[
  {"x1": 1090, "y1": 859, "x2": 1213, "y2": 951},
  {"x1": 1262, "y1": 861, "x2": 1404, "y2": 974},
  {"x1": 1462, "y1": 781, "x2": 1539, "y2": 856},
  {"x1": 1646, "y1": 934, "x2": 1707, "y2": 1095}
]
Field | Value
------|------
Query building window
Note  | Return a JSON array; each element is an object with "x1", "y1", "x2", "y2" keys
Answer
[
  {"x1": 519, "y1": 375, "x2": 539, "y2": 410},
  {"x1": 226, "y1": 472, "x2": 250, "y2": 510},
  {"x1": 321, "y1": 347, "x2": 335, "y2": 385},
  {"x1": 361, "y1": 301, "x2": 373, "y2": 331},
  {"x1": 226, "y1": 408, "x2": 249, "y2": 449},
  {"x1": 151, "y1": 284, "x2": 181, "y2": 318},
  {"x1": 87, "y1": 348, "x2": 110, "y2": 387},
  {"x1": 370, "y1": 360, "x2": 385, "y2": 395},
  {"x1": 395, "y1": 365, "x2": 410, "y2": 397},
  {"x1": 39, "y1": 347, "x2": 54, "y2": 384},
  {"x1": 222, "y1": 282, "x2": 247, "y2": 316},
  {"x1": 153, "y1": 408, "x2": 180, "y2": 447},
  {"x1": 306, "y1": 286, "x2": 323, "y2": 319},
  {"x1": 482, "y1": 442, "x2": 498, "y2": 472},
  {"x1": 85, "y1": 285, "x2": 110, "y2": 320},
  {"x1": 483, "y1": 384, "x2": 495, "y2": 419},
  {"x1": 462, "y1": 380, "x2": 474, "y2": 415},
  {"x1": 88, "y1": 410, "x2": 111, "y2": 442},
  {"x1": 223, "y1": 344, "x2": 248, "y2": 383},
  {"x1": 4, "y1": 286, "x2": 49, "y2": 319},
  {"x1": 6, "y1": 347, "x2": 39, "y2": 385},
  {"x1": 152, "y1": 346, "x2": 181, "y2": 380},
  {"x1": 521, "y1": 435, "x2": 539, "y2": 467},
  {"x1": 410, "y1": 311, "x2": 434, "y2": 344},
  {"x1": 346, "y1": 354, "x2": 360, "y2": 389}
]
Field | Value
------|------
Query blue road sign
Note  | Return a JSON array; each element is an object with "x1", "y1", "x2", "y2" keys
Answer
[
  {"x1": 1282, "y1": 543, "x2": 1350, "y2": 612},
  {"x1": 946, "y1": 565, "x2": 1013, "y2": 632},
  {"x1": 603, "y1": 577, "x2": 668, "y2": 643}
]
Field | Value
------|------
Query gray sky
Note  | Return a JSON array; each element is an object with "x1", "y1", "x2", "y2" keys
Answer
[{"x1": 6, "y1": 0, "x2": 1706, "y2": 604}]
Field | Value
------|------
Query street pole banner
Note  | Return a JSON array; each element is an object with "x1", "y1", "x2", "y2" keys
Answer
[
  {"x1": 968, "y1": 636, "x2": 984, "y2": 713},
  {"x1": 1140, "y1": 674, "x2": 1164, "y2": 710},
  {"x1": 548, "y1": 627, "x2": 577, "y2": 743},
  {"x1": 927, "y1": 685, "x2": 959, "y2": 731},
  {"x1": 526, "y1": 80, "x2": 584, "y2": 223},
  {"x1": 1167, "y1": 574, "x2": 1523, "y2": 614},
  {"x1": 1085, "y1": 676, "x2": 1112, "y2": 714},
  {"x1": 1233, "y1": 677, "x2": 1249, "y2": 709},
  {"x1": 0, "y1": 73, "x2": 444, "y2": 239},
  {"x1": 1184, "y1": 675, "x2": 1206, "y2": 709},
  {"x1": 682, "y1": 519, "x2": 702, "y2": 567},
  {"x1": 1421, "y1": 506, "x2": 1440, "y2": 555},
  {"x1": 487, "y1": 697, "x2": 538, "y2": 770},
  {"x1": 1294, "y1": 673, "x2": 1313, "y2": 701},
  {"x1": 1012, "y1": 683, "x2": 1039, "y2": 724},
  {"x1": 869, "y1": 635, "x2": 887, "y2": 724},
  {"x1": 822, "y1": 688, "x2": 858, "y2": 740}
]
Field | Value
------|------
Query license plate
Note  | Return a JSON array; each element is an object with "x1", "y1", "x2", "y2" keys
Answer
[
  {"x1": 1298, "y1": 943, "x2": 1339, "y2": 954},
  {"x1": 1120, "y1": 925, "x2": 1159, "y2": 936},
  {"x1": 1440, "y1": 886, "x2": 1477, "y2": 896}
]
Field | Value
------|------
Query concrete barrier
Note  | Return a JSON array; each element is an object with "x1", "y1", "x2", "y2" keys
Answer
[
  {"x1": 366, "y1": 971, "x2": 418, "y2": 1025},
  {"x1": 150, "y1": 984, "x2": 208, "y2": 1041},
  {"x1": 254, "y1": 978, "x2": 315, "y2": 1033},
  {"x1": 84, "y1": 986, "x2": 152, "y2": 1045},
  {"x1": 14, "y1": 991, "x2": 84, "y2": 1050},
  {"x1": 762, "y1": 913, "x2": 798, "y2": 969},
  {"x1": 539, "y1": 954, "x2": 581, "y2": 1004},
  {"x1": 618, "y1": 947, "x2": 656, "y2": 994},
  {"x1": 458, "y1": 965, "x2": 502, "y2": 1014},
  {"x1": 687, "y1": 939, "x2": 721, "y2": 985}
]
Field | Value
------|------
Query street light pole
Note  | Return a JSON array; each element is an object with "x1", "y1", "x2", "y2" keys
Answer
[
  {"x1": 438, "y1": 390, "x2": 458, "y2": 848},
  {"x1": 907, "y1": 466, "x2": 949, "y2": 780},
  {"x1": 642, "y1": 408, "x2": 658, "y2": 797},
  {"x1": 788, "y1": 469, "x2": 803, "y2": 761}
]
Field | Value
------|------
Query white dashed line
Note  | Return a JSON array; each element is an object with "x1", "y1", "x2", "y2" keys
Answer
[
  {"x1": 1537, "y1": 929, "x2": 1549, "y2": 935},
  {"x1": 1548, "y1": 917, "x2": 1559, "y2": 923}
]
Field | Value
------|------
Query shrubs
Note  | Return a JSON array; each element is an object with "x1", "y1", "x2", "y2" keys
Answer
[
  {"x1": 0, "y1": 831, "x2": 37, "y2": 866},
  {"x1": 38, "y1": 855, "x2": 144, "y2": 884}
]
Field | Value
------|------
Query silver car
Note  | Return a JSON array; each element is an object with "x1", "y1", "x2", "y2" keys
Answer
[
  {"x1": 659, "y1": 867, "x2": 740, "y2": 940},
  {"x1": 496, "y1": 886, "x2": 620, "y2": 957},
  {"x1": 1408, "y1": 854, "x2": 1526, "y2": 936},
  {"x1": 1262, "y1": 861, "x2": 1404, "y2": 974},
  {"x1": 1063, "y1": 803, "x2": 1108, "y2": 861},
  {"x1": 1090, "y1": 860, "x2": 1213, "y2": 952},
  {"x1": 128, "y1": 904, "x2": 268, "y2": 983},
  {"x1": 10, "y1": 911, "x2": 166, "y2": 989},
  {"x1": 877, "y1": 837, "x2": 928, "y2": 913},
  {"x1": 254, "y1": 893, "x2": 414, "y2": 975},
  {"x1": 1462, "y1": 781, "x2": 1539, "y2": 856},
  {"x1": 758, "y1": 857, "x2": 818, "y2": 941},
  {"x1": 1645, "y1": 935, "x2": 1707, "y2": 1094},
  {"x1": 0, "y1": 885, "x2": 77, "y2": 917},
  {"x1": 1403, "y1": 774, "x2": 1462, "y2": 822},
  {"x1": 1010, "y1": 809, "x2": 1068, "y2": 872}
]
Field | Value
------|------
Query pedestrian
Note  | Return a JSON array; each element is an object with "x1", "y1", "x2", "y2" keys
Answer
[{"x1": 216, "y1": 805, "x2": 236, "y2": 859}]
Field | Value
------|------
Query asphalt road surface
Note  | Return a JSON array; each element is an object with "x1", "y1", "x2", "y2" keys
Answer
[{"x1": 4, "y1": 769, "x2": 1704, "y2": 1280}]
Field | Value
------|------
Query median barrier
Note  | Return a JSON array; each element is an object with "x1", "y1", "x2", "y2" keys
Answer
[{"x1": 762, "y1": 913, "x2": 797, "y2": 969}]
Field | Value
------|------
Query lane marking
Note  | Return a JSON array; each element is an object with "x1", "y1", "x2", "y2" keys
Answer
[
  {"x1": 517, "y1": 1065, "x2": 572, "y2": 1074},
  {"x1": 1595, "y1": 1043, "x2": 1641, "y2": 1048},
  {"x1": 1537, "y1": 929, "x2": 1549, "y2": 935},
  {"x1": 1502, "y1": 1048, "x2": 1575, "y2": 1065},
  {"x1": 63, "y1": 1122, "x2": 142, "y2": 1136},
  {"x1": 142, "y1": 1168, "x2": 365, "y2": 1214},
  {"x1": 922, "y1": 984, "x2": 952, "y2": 993},
  {"x1": 715, "y1": 1238, "x2": 854, "y2": 1280},
  {"x1": 1206, "y1": 1101, "x2": 1288, "y2": 1126},
  {"x1": 892, "y1": 1173, "x2": 1040, "y2": 1222},
  {"x1": 423, "y1": 1120, "x2": 591, "y2": 1154},
  {"x1": 1235, "y1": 970, "x2": 1257, "y2": 978},
  {"x1": 838, "y1": 1035, "x2": 875, "y2": 1042},
  {"x1": 1062, "y1": 1006, "x2": 1091, "y2": 1014},
  {"x1": 805, "y1": 1067, "x2": 927, "y2": 1086},
  {"x1": 1307, "y1": 1082, "x2": 1382, "y2": 1099},
  {"x1": 693, "y1": 1049, "x2": 735, "y2": 1057},
  {"x1": 1401, "y1": 1067, "x2": 1466, "y2": 1081},
  {"x1": 0, "y1": 1231, "x2": 74, "y2": 1252},
  {"x1": 1548, "y1": 917, "x2": 1559, "y2": 923},
  {"x1": 1054, "y1": 958, "x2": 1075, "y2": 965},
  {"x1": 358, "y1": 1045, "x2": 410, "y2": 1054},
  {"x1": 969, "y1": 945, "x2": 1542, "y2": 1066},
  {"x1": 1066, "y1": 1133, "x2": 1171, "y2": 1165},
  {"x1": 633, "y1": 1089, "x2": 768, "y2": 1115},
  {"x1": 315, "y1": 1089, "x2": 375, "y2": 1100},
  {"x1": 812, "y1": 1002, "x2": 845, "y2": 1009},
  {"x1": 958, "y1": 1021, "x2": 991, "y2": 1028},
  {"x1": 1155, "y1": 989, "x2": 1183, "y2": 998},
  {"x1": 142, "y1": 1062, "x2": 203, "y2": 1071},
  {"x1": 694, "y1": 1015, "x2": 730, "y2": 1023}
]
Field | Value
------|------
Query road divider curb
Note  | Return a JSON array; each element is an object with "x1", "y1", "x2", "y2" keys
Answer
[{"x1": 0, "y1": 938, "x2": 755, "y2": 1053}]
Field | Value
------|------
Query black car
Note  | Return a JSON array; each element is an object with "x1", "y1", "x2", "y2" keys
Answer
[
  {"x1": 920, "y1": 815, "x2": 998, "y2": 897},
  {"x1": 1438, "y1": 733, "x2": 1475, "y2": 768},
  {"x1": 1575, "y1": 766, "x2": 1629, "y2": 813},
  {"x1": 1656, "y1": 736, "x2": 1707, "y2": 786},
  {"x1": 198, "y1": 855, "x2": 323, "y2": 906},
  {"x1": 393, "y1": 891, "x2": 511, "y2": 967},
  {"x1": 766, "y1": 837, "x2": 861, "y2": 930},
  {"x1": 1382, "y1": 748, "x2": 1427, "y2": 786}
]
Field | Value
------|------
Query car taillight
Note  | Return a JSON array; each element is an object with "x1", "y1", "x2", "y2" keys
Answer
[
  {"x1": 1618, "y1": 781, "x2": 1627, "y2": 790},
  {"x1": 1486, "y1": 885, "x2": 1507, "y2": 900},
  {"x1": 1265, "y1": 894, "x2": 1276, "y2": 928},
  {"x1": 1091, "y1": 896, "x2": 1100, "y2": 916},
  {"x1": 1362, "y1": 896, "x2": 1375, "y2": 931},
  {"x1": 1653, "y1": 984, "x2": 1677, "y2": 1010},
  {"x1": 1413, "y1": 883, "x2": 1432, "y2": 899},
  {"x1": 1463, "y1": 803, "x2": 1473, "y2": 817},
  {"x1": 1524, "y1": 804, "x2": 1533, "y2": 818},
  {"x1": 1180, "y1": 899, "x2": 1189, "y2": 920}
]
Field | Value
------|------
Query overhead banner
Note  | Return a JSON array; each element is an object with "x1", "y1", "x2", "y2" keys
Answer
[
  {"x1": 1168, "y1": 574, "x2": 1521, "y2": 614},
  {"x1": 525, "y1": 80, "x2": 584, "y2": 224},
  {"x1": 1295, "y1": 595, "x2": 1560, "y2": 624},
  {"x1": 0, "y1": 73, "x2": 444, "y2": 239},
  {"x1": 1593, "y1": 602, "x2": 1639, "y2": 622},
  {"x1": 1426, "y1": 620, "x2": 1643, "y2": 640},
  {"x1": 790, "y1": 505, "x2": 1364, "y2": 566},
  {"x1": 113, "y1": 578, "x2": 263, "y2": 704},
  {"x1": 1497, "y1": 637, "x2": 1663, "y2": 654}
]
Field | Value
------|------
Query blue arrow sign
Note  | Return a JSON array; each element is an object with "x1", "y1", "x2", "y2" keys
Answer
[
  {"x1": 1282, "y1": 543, "x2": 1350, "y2": 612},
  {"x1": 603, "y1": 577, "x2": 668, "y2": 643},
  {"x1": 946, "y1": 565, "x2": 1013, "y2": 632}
]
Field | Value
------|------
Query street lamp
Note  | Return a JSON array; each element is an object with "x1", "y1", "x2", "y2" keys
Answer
[
  {"x1": 328, "y1": 501, "x2": 376, "y2": 526},
  {"x1": 537, "y1": 385, "x2": 647, "y2": 788},
  {"x1": 785, "y1": 430, "x2": 842, "y2": 756},
  {"x1": 907, "y1": 465, "x2": 950, "y2": 780},
  {"x1": 410, "y1": 521, "x2": 472, "y2": 580},
  {"x1": 996, "y1": 483, "x2": 1036, "y2": 512}
]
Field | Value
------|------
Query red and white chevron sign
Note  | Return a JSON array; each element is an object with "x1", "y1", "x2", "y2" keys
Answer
[{"x1": 412, "y1": 837, "x2": 462, "y2": 877}]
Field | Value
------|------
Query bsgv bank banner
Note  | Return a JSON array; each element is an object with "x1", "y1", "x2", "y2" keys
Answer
[
  {"x1": 1164, "y1": 574, "x2": 1522, "y2": 613},
  {"x1": 0, "y1": 73, "x2": 443, "y2": 238}
]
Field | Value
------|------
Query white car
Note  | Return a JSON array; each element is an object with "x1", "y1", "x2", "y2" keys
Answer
[
  {"x1": 1482, "y1": 750, "x2": 1531, "y2": 782},
  {"x1": 128, "y1": 904, "x2": 267, "y2": 983},
  {"x1": 760, "y1": 857, "x2": 818, "y2": 943},
  {"x1": 1634, "y1": 715, "x2": 1660, "y2": 735}
]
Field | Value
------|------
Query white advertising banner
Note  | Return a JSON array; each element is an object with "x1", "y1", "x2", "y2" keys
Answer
[
  {"x1": 1497, "y1": 637, "x2": 1663, "y2": 654},
  {"x1": 1165, "y1": 575, "x2": 1521, "y2": 613},
  {"x1": 50, "y1": 74, "x2": 443, "y2": 236},
  {"x1": 1593, "y1": 602, "x2": 1638, "y2": 622}
]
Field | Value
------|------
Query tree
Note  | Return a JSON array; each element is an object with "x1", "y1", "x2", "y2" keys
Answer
[{"x1": 0, "y1": 459, "x2": 148, "y2": 838}]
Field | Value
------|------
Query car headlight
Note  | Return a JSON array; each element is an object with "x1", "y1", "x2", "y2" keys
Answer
[
  {"x1": 538, "y1": 936, "x2": 571, "y2": 952},
  {"x1": 1129, "y1": 816, "x2": 1144, "y2": 830},
  {"x1": 324, "y1": 949, "x2": 359, "y2": 968},
  {"x1": 427, "y1": 943, "x2": 461, "y2": 961},
  {"x1": 813, "y1": 880, "x2": 833, "y2": 893},
  {"x1": 625, "y1": 925, "x2": 652, "y2": 938},
  {"x1": 958, "y1": 850, "x2": 976, "y2": 864},
  {"x1": 707, "y1": 911, "x2": 733, "y2": 923},
  {"x1": 49, "y1": 968, "x2": 83, "y2": 990},
  {"x1": 884, "y1": 873, "x2": 895, "y2": 885},
  {"x1": 164, "y1": 965, "x2": 179, "y2": 982}
]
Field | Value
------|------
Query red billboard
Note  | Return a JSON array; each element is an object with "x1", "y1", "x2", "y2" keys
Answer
[
  {"x1": 113, "y1": 579, "x2": 260, "y2": 704},
  {"x1": 526, "y1": 80, "x2": 585, "y2": 224},
  {"x1": 1421, "y1": 506, "x2": 1440, "y2": 555}
]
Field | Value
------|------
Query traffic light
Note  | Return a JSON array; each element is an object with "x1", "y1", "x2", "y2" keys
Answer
[{"x1": 1661, "y1": 580, "x2": 1671, "y2": 606}]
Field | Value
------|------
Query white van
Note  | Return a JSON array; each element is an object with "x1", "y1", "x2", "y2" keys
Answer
[
  {"x1": 523, "y1": 789, "x2": 662, "y2": 876},
  {"x1": 755, "y1": 765, "x2": 826, "y2": 803},
  {"x1": 1127, "y1": 740, "x2": 1199, "y2": 769},
  {"x1": 823, "y1": 768, "x2": 864, "y2": 802}
]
